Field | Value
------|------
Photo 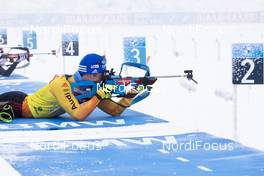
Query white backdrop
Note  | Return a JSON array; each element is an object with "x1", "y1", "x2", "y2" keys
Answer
[{"x1": 6, "y1": 23, "x2": 264, "y2": 150}]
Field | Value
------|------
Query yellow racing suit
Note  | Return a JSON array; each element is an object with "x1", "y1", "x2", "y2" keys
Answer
[{"x1": 21, "y1": 75, "x2": 133, "y2": 120}]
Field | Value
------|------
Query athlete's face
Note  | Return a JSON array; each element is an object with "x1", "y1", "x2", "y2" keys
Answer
[{"x1": 82, "y1": 73, "x2": 103, "y2": 83}]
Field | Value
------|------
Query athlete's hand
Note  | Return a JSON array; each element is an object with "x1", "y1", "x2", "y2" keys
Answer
[
  {"x1": 95, "y1": 84, "x2": 116, "y2": 99},
  {"x1": 125, "y1": 84, "x2": 145, "y2": 98}
]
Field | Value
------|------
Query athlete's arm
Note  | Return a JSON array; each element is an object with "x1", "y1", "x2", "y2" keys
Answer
[
  {"x1": 49, "y1": 76, "x2": 100, "y2": 121},
  {"x1": 97, "y1": 88, "x2": 139, "y2": 116},
  {"x1": 97, "y1": 97, "x2": 133, "y2": 116}
]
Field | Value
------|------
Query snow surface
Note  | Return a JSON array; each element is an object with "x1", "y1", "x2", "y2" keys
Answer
[
  {"x1": 1, "y1": 2, "x2": 264, "y2": 174},
  {"x1": 2, "y1": 23, "x2": 263, "y2": 152}
]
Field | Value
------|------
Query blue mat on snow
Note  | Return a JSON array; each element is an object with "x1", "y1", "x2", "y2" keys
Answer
[
  {"x1": 0, "y1": 80, "x2": 46, "y2": 94},
  {"x1": 0, "y1": 73, "x2": 29, "y2": 80},
  {"x1": 1, "y1": 132, "x2": 264, "y2": 176},
  {"x1": 0, "y1": 108, "x2": 168, "y2": 131}
]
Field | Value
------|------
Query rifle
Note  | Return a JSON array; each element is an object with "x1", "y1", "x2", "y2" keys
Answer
[
  {"x1": 0, "y1": 46, "x2": 56, "y2": 69},
  {"x1": 71, "y1": 62, "x2": 198, "y2": 106}
]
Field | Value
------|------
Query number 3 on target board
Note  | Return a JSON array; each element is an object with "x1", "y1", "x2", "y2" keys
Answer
[
  {"x1": 0, "y1": 35, "x2": 5, "y2": 45},
  {"x1": 130, "y1": 48, "x2": 140, "y2": 63},
  {"x1": 0, "y1": 29, "x2": 7, "y2": 45},
  {"x1": 123, "y1": 37, "x2": 146, "y2": 65}
]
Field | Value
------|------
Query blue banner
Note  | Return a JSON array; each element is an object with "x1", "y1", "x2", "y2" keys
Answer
[
  {"x1": 0, "y1": 109, "x2": 167, "y2": 131},
  {"x1": 2, "y1": 132, "x2": 264, "y2": 176}
]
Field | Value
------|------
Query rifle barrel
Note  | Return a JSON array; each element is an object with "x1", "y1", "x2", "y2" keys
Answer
[
  {"x1": 32, "y1": 52, "x2": 54, "y2": 55},
  {"x1": 149, "y1": 75, "x2": 186, "y2": 78}
]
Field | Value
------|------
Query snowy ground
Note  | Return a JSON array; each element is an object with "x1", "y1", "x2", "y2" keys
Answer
[
  {"x1": 1, "y1": 21, "x2": 264, "y2": 175},
  {"x1": 0, "y1": 74, "x2": 264, "y2": 176},
  {"x1": 7, "y1": 23, "x2": 264, "y2": 150}
]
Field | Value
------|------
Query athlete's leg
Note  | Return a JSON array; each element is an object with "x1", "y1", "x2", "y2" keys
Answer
[{"x1": 0, "y1": 91, "x2": 28, "y2": 122}]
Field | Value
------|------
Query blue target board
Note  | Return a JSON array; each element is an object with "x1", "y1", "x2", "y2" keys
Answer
[
  {"x1": 23, "y1": 31, "x2": 37, "y2": 49},
  {"x1": 0, "y1": 28, "x2": 7, "y2": 45},
  {"x1": 62, "y1": 33, "x2": 79, "y2": 56},
  {"x1": 232, "y1": 43, "x2": 263, "y2": 84},
  {"x1": 123, "y1": 37, "x2": 146, "y2": 65}
]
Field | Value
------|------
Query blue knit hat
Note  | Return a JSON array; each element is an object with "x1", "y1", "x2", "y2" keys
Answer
[
  {"x1": 74, "y1": 53, "x2": 106, "y2": 82},
  {"x1": 78, "y1": 53, "x2": 106, "y2": 74}
]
